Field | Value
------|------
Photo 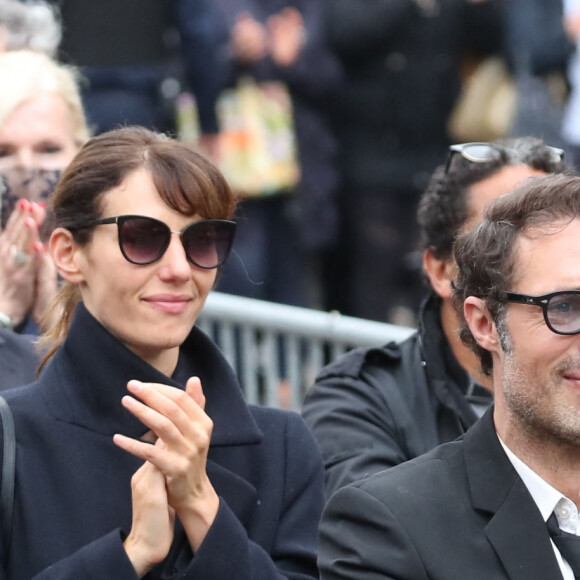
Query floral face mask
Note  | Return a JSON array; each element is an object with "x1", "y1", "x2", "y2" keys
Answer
[{"x1": 0, "y1": 166, "x2": 62, "y2": 229}]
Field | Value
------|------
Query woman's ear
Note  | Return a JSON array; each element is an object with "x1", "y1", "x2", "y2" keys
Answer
[
  {"x1": 423, "y1": 249, "x2": 456, "y2": 300},
  {"x1": 49, "y1": 228, "x2": 86, "y2": 284},
  {"x1": 464, "y1": 296, "x2": 500, "y2": 355}
]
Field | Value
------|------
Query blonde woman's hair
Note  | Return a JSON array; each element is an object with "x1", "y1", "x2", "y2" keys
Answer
[{"x1": 0, "y1": 50, "x2": 89, "y2": 146}]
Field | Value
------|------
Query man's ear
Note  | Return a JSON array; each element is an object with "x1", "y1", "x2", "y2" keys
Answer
[
  {"x1": 423, "y1": 249, "x2": 456, "y2": 300},
  {"x1": 464, "y1": 296, "x2": 500, "y2": 354},
  {"x1": 49, "y1": 228, "x2": 86, "y2": 284}
]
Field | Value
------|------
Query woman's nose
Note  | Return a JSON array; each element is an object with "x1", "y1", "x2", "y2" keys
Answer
[
  {"x1": 14, "y1": 148, "x2": 34, "y2": 168},
  {"x1": 158, "y1": 234, "x2": 192, "y2": 280}
]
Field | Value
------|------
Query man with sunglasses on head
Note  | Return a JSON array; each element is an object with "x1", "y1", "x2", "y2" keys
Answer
[
  {"x1": 303, "y1": 137, "x2": 570, "y2": 497},
  {"x1": 319, "y1": 173, "x2": 580, "y2": 580}
]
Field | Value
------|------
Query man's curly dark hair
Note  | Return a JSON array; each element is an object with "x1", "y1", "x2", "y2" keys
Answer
[
  {"x1": 453, "y1": 173, "x2": 580, "y2": 375},
  {"x1": 417, "y1": 137, "x2": 569, "y2": 261}
]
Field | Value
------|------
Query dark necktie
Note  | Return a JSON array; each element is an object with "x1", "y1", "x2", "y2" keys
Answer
[{"x1": 547, "y1": 512, "x2": 580, "y2": 579}]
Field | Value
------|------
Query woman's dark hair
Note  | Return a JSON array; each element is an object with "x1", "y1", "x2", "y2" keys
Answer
[
  {"x1": 417, "y1": 137, "x2": 569, "y2": 261},
  {"x1": 38, "y1": 126, "x2": 237, "y2": 372},
  {"x1": 453, "y1": 173, "x2": 580, "y2": 375}
]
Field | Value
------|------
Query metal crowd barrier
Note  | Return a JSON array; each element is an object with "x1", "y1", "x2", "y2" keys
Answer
[{"x1": 198, "y1": 292, "x2": 415, "y2": 411}]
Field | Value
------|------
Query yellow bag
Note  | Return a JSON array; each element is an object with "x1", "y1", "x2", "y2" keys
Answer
[
  {"x1": 177, "y1": 77, "x2": 300, "y2": 197},
  {"x1": 448, "y1": 57, "x2": 517, "y2": 143}
]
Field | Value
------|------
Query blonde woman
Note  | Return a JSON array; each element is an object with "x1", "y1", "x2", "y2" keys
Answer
[{"x1": 0, "y1": 50, "x2": 89, "y2": 334}]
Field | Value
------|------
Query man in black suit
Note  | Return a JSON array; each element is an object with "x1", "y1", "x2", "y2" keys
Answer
[
  {"x1": 318, "y1": 173, "x2": 580, "y2": 580},
  {"x1": 0, "y1": 328, "x2": 38, "y2": 390}
]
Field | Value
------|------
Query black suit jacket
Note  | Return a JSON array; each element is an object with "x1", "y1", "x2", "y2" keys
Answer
[
  {"x1": 0, "y1": 330, "x2": 38, "y2": 391},
  {"x1": 319, "y1": 409, "x2": 563, "y2": 579}
]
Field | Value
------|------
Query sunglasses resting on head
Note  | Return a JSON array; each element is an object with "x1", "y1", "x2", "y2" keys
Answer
[
  {"x1": 84, "y1": 215, "x2": 236, "y2": 269},
  {"x1": 444, "y1": 142, "x2": 565, "y2": 174}
]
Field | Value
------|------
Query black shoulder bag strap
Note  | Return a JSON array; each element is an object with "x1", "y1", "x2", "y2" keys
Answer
[{"x1": 0, "y1": 395, "x2": 15, "y2": 557}]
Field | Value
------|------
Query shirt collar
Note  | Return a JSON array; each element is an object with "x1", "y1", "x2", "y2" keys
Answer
[{"x1": 498, "y1": 434, "x2": 569, "y2": 523}]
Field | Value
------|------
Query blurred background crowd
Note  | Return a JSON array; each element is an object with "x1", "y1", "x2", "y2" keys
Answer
[{"x1": 0, "y1": 0, "x2": 577, "y2": 328}]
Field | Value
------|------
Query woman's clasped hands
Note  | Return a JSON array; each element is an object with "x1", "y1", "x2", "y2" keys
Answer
[
  {"x1": 0, "y1": 198, "x2": 57, "y2": 328},
  {"x1": 114, "y1": 376, "x2": 219, "y2": 578}
]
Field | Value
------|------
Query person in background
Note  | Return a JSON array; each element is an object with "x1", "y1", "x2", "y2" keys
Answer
[
  {"x1": 561, "y1": 0, "x2": 580, "y2": 168},
  {"x1": 0, "y1": 0, "x2": 60, "y2": 56},
  {"x1": 504, "y1": 0, "x2": 572, "y2": 149},
  {"x1": 211, "y1": 0, "x2": 343, "y2": 309},
  {"x1": 0, "y1": 327, "x2": 39, "y2": 389},
  {"x1": 50, "y1": 0, "x2": 222, "y2": 143},
  {"x1": 318, "y1": 173, "x2": 580, "y2": 579},
  {"x1": 324, "y1": 0, "x2": 503, "y2": 323},
  {"x1": 0, "y1": 50, "x2": 89, "y2": 336},
  {"x1": 303, "y1": 137, "x2": 570, "y2": 496},
  {"x1": 0, "y1": 3, "x2": 67, "y2": 386},
  {"x1": 0, "y1": 126, "x2": 324, "y2": 578}
]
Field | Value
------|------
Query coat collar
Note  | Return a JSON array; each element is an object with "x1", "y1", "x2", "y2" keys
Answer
[
  {"x1": 40, "y1": 302, "x2": 263, "y2": 446},
  {"x1": 464, "y1": 409, "x2": 562, "y2": 579},
  {"x1": 419, "y1": 293, "x2": 492, "y2": 427}
]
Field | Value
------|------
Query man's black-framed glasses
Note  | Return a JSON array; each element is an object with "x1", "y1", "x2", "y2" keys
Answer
[
  {"x1": 88, "y1": 215, "x2": 236, "y2": 268},
  {"x1": 444, "y1": 142, "x2": 565, "y2": 174},
  {"x1": 498, "y1": 290, "x2": 580, "y2": 335}
]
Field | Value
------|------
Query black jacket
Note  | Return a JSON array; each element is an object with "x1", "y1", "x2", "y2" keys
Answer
[
  {"x1": 0, "y1": 302, "x2": 324, "y2": 579},
  {"x1": 318, "y1": 409, "x2": 561, "y2": 580},
  {"x1": 0, "y1": 330, "x2": 38, "y2": 391},
  {"x1": 302, "y1": 294, "x2": 492, "y2": 496}
]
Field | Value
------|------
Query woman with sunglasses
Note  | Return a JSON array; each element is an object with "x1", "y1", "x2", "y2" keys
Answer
[{"x1": 0, "y1": 126, "x2": 324, "y2": 579}]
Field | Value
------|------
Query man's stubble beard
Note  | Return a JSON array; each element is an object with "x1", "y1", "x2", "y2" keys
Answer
[{"x1": 501, "y1": 349, "x2": 580, "y2": 449}]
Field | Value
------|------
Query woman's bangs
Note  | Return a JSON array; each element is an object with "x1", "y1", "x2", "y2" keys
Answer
[{"x1": 150, "y1": 152, "x2": 235, "y2": 220}]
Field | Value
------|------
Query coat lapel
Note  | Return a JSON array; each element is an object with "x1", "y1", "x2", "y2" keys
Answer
[
  {"x1": 43, "y1": 302, "x2": 264, "y2": 443},
  {"x1": 464, "y1": 410, "x2": 563, "y2": 579},
  {"x1": 486, "y1": 485, "x2": 562, "y2": 579}
]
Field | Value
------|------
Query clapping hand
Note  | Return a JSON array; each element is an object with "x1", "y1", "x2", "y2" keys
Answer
[
  {"x1": 268, "y1": 7, "x2": 305, "y2": 67},
  {"x1": 114, "y1": 377, "x2": 219, "y2": 574},
  {"x1": 231, "y1": 12, "x2": 269, "y2": 63},
  {"x1": 122, "y1": 461, "x2": 175, "y2": 578},
  {"x1": 0, "y1": 199, "x2": 55, "y2": 327}
]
